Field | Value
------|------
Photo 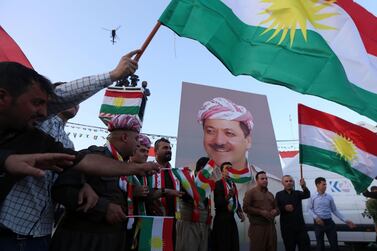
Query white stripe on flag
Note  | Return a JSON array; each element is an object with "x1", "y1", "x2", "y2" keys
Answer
[
  {"x1": 102, "y1": 96, "x2": 141, "y2": 107},
  {"x1": 151, "y1": 217, "x2": 164, "y2": 251}
]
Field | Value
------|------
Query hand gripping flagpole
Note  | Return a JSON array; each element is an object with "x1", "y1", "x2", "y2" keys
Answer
[{"x1": 135, "y1": 21, "x2": 162, "y2": 62}]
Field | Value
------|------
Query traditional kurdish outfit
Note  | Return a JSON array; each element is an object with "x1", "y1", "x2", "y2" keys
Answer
[
  {"x1": 149, "y1": 164, "x2": 180, "y2": 217},
  {"x1": 50, "y1": 142, "x2": 128, "y2": 251},
  {"x1": 175, "y1": 167, "x2": 212, "y2": 251},
  {"x1": 211, "y1": 177, "x2": 242, "y2": 251}
]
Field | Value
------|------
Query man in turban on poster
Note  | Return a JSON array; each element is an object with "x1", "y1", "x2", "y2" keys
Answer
[{"x1": 197, "y1": 97, "x2": 281, "y2": 249}]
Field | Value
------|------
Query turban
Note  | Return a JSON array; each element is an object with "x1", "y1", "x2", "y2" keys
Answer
[
  {"x1": 107, "y1": 114, "x2": 142, "y2": 133},
  {"x1": 197, "y1": 97, "x2": 254, "y2": 132},
  {"x1": 138, "y1": 134, "x2": 152, "y2": 148}
]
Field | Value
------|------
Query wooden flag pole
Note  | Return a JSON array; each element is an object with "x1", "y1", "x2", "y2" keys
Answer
[
  {"x1": 300, "y1": 163, "x2": 303, "y2": 180},
  {"x1": 135, "y1": 21, "x2": 162, "y2": 62}
]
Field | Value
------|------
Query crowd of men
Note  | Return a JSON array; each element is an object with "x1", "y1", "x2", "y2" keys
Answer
[{"x1": 0, "y1": 50, "x2": 376, "y2": 251}]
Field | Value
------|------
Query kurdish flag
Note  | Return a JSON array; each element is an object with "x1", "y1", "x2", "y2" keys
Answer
[
  {"x1": 99, "y1": 87, "x2": 143, "y2": 125},
  {"x1": 227, "y1": 166, "x2": 252, "y2": 183},
  {"x1": 195, "y1": 159, "x2": 216, "y2": 199},
  {"x1": 160, "y1": 0, "x2": 377, "y2": 122},
  {"x1": 299, "y1": 104, "x2": 377, "y2": 193},
  {"x1": 138, "y1": 216, "x2": 174, "y2": 251},
  {"x1": 172, "y1": 167, "x2": 200, "y2": 202}
]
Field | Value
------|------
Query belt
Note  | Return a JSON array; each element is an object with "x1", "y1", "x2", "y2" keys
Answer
[{"x1": 0, "y1": 228, "x2": 34, "y2": 240}]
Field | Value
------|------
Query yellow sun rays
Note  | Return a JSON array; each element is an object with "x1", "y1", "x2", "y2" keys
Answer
[
  {"x1": 331, "y1": 134, "x2": 357, "y2": 163},
  {"x1": 259, "y1": 0, "x2": 338, "y2": 46}
]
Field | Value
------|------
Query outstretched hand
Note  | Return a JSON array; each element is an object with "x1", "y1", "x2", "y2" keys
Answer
[
  {"x1": 4, "y1": 153, "x2": 75, "y2": 177},
  {"x1": 110, "y1": 49, "x2": 141, "y2": 81}
]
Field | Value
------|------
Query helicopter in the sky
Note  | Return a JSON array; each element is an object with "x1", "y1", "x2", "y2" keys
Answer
[{"x1": 102, "y1": 26, "x2": 121, "y2": 45}]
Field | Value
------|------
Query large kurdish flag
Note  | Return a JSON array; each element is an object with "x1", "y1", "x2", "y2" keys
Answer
[
  {"x1": 99, "y1": 88, "x2": 143, "y2": 125},
  {"x1": 160, "y1": 0, "x2": 377, "y2": 122},
  {"x1": 138, "y1": 216, "x2": 174, "y2": 251},
  {"x1": 299, "y1": 104, "x2": 377, "y2": 193}
]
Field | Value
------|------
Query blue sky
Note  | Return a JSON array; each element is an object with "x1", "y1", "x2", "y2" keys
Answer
[{"x1": 1, "y1": 0, "x2": 376, "y2": 148}]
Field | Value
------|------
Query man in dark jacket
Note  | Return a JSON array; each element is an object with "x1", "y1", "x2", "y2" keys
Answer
[
  {"x1": 50, "y1": 114, "x2": 144, "y2": 251},
  {"x1": 275, "y1": 175, "x2": 310, "y2": 251}
]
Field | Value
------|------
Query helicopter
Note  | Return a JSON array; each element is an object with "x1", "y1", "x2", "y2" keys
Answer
[{"x1": 102, "y1": 26, "x2": 121, "y2": 45}]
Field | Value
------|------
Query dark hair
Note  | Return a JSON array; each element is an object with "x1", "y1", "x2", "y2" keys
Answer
[
  {"x1": 371, "y1": 186, "x2": 377, "y2": 191},
  {"x1": 315, "y1": 177, "x2": 326, "y2": 185},
  {"x1": 255, "y1": 171, "x2": 266, "y2": 180},
  {"x1": 154, "y1": 137, "x2": 170, "y2": 150},
  {"x1": 195, "y1": 157, "x2": 209, "y2": 174},
  {"x1": 220, "y1": 162, "x2": 232, "y2": 171},
  {"x1": 0, "y1": 62, "x2": 53, "y2": 98}
]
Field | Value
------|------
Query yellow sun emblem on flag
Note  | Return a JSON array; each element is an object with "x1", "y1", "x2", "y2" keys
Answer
[
  {"x1": 259, "y1": 0, "x2": 338, "y2": 46},
  {"x1": 331, "y1": 134, "x2": 357, "y2": 162},
  {"x1": 113, "y1": 97, "x2": 125, "y2": 107},
  {"x1": 151, "y1": 236, "x2": 163, "y2": 249}
]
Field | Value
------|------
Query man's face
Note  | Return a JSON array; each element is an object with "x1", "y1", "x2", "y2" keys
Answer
[
  {"x1": 256, "y1": 173, "x2": 268, "y2": 188},
  {"x1": 203, "y1": 119, "x2": 251, "y2": 167},
  {"x1": 316, "y1": 181, "x2": 327, "y2": 193},
  {"x1": 156, "y1": 141, "x2": 172, "y2": 162},
  {"x1": 123, "y1": 131, "x2": 140, "y2": 157},
  {"x1": 1, "y1": 84, "x2": 48, "y2": 130},
  {"x1": 132, "y1": 145, "x2": 150, "y2": 163},
  {"x1": 221, "y1": 163, "x2": 232, "y2": 178},
  {"x1": 282, "y1": 176, "x2": 294, "y2": 191}
]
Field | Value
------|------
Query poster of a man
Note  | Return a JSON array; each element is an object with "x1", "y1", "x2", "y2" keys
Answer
[
  {"x1": 197, "y1": 97, "x2": 253, "y2": 172},
  {"x1": 176, "y1": 82, "x2": 283, "y2": 250}
]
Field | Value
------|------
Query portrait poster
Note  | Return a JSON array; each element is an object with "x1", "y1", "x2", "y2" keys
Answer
[{"x1": 175, "y1": 82, "x2": 283, "y2": 249}]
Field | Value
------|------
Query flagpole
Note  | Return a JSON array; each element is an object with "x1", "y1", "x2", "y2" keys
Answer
[
  {"x1": 298, "y1": 104, "x2": 303, "y2": 180},
  {"x1": 134, "y1": 21, "x2": 162, "y2": 62}
]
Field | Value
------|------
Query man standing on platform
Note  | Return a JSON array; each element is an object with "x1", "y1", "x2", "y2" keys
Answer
[
  {"x1": 308, "y1": 177, "x2": 355, "y2": 251},
  {"x1": 243, "y1": 171, "x2": 279, "y2": 251},
  {"x1": 275, "y1": 175, "x2": 310, "y2": 251}
]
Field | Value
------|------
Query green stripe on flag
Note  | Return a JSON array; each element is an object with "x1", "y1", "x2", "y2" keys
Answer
[
  {"x1": 138, "y1": 217, "x2": 153, "y2": 251},
  {"x1": 230, "y1": 176, "x2": 251, "y2": 184},
  {"x1": 159, "y1": 0, "x2": 377, "y2": 122},
  {"x1": 100, "y1": 104, "x2": 140, "y2": 115},
  {"x1": 300, "y1": 144, "x2": 373, "y2": 193}
]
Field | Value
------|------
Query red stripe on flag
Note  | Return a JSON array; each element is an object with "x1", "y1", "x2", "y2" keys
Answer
[
  {"x1": 104, "y1": 90, "x2": 144, "y2": 98},
  {"x1": 227, "y1": 167, "x2": 248, "y2": 175},
  {"x1": 162, "y1": 218, "x2": 174, "y2": 251},
  {"x1": 198, "y1": 172, "x2": 215, "y2": 189},
  {"x1": 336, "y1": 0, "x2": 377, "y2": 57},
  {"x1": 182, "y1": 168, "x2": 200, "y2": 204},
  {"x1": 279, "y1": 151, "x2": 299, "y2": 158},
  {"x1": 298, "y1": 104, "x2": 377, "y2": 155},
  {"x1": 0, "y1": 26, "x2": 33, "y2": 69}
]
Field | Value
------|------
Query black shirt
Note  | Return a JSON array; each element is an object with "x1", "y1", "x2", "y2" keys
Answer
[
  {"x1": 275, "y1": 187, "x2": 310, "y2": 229},
  {"x1": 52, "y1": 146, "x2": 127, "y2": 232},
  {"x1": 0, "y1": 128, "x2": 81, "y2": 201}
]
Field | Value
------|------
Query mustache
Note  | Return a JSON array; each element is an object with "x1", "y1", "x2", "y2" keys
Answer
[{"x1": 209, "y1": 144, "x2": 228, "y2": 151}]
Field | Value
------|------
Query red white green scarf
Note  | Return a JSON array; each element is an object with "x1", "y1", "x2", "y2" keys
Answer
[
  {"x1": 107, "y1": 141, "x2": 135, "y2": 216},
  {"x1": 151, "y1": 163, "x2": 180, "y2": 218},
  {"x1": 221, "y1": 178, "x2": 239, "y2": 213},
  {"x1": 227, "y1": 164, "x2": 252, "y2": 184}
]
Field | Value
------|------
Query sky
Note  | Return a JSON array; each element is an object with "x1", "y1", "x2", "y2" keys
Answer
[{"x1": 1, "y1": 0, "x2": 376, "y2": 151}]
